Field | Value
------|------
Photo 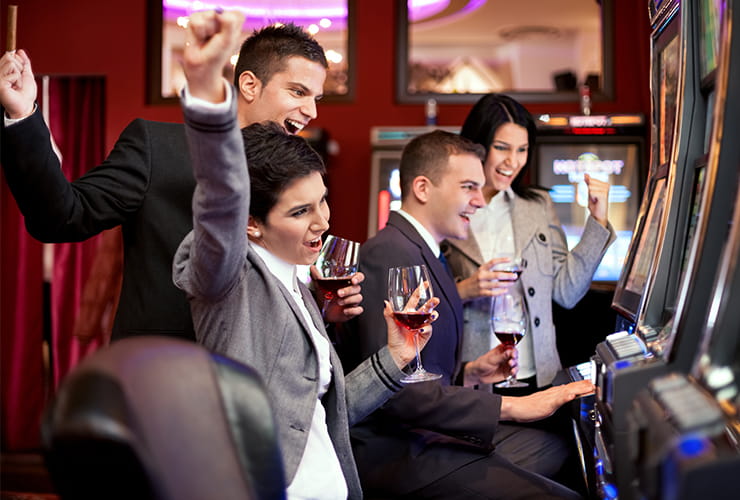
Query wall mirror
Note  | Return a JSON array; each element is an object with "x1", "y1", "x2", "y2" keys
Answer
[
  {"x1": 397, "y1": 0, "x2": 614, "y2": 104},
  {"x1": 148, "y1": 0, "x2": 354, "y2": 104}
]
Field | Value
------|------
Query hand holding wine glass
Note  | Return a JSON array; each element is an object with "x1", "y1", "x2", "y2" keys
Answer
[
  {"x1": 314, "y1": 235, "x2": 360, "y2": 316},
  {"x1": 388, "y1": 265, "x2": 442, "y2": 383},
  {"x1": 491, "y1": 253, "x2": 527, "y2": 282},
  {"x1": 491, "y1": 289, "x2": 529, "y2": 388}
]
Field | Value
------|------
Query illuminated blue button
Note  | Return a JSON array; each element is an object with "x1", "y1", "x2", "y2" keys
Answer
[
  {"x1": 614, "y1": 359, "x2": 631, "y2": 369},
  {"x1": 678, "y1": 436, "x2": 708, "y2": 458},
  {"x1": 603, "y1": 483, "x2": 618, "y2": 499}
]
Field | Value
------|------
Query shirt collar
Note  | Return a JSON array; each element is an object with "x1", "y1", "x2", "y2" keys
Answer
[
  {"x1": 250, "y1": 242, "x2": 298, "y2": 293},
  {"x1": 396, "y1": 209, "x2": 441, "y2": 257}
]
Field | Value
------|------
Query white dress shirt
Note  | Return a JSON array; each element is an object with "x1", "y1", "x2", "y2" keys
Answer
[
  {"x1": 469, "y1": 190, "x2": 536, "y2": 379},
  {"x1": 251, "y1": 243, "x2": 348, "y2": 500}
]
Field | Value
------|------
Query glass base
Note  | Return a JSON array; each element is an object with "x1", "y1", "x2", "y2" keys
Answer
[
  {"x1": 495, "y1": 378, "x2": 529, "y2": 388},
  {"x1": 400, "y1": 368, "x2": 443, "y2": 384}
]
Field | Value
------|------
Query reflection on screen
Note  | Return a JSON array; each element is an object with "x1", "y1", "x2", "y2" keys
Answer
[
  {"x1": 659, "y1": 35, "x2": 680, "y2": 166},
  {"x1": 625, "y1": 177, "x2": 668, "y2": 294},
  {"x1": 538, "y1": 143, "x2": 641, "y2": 281}
]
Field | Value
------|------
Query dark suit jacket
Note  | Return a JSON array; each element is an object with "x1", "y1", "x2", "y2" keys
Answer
[
  {"x1": 350, "y1": 212, "x2": 503, "y2": 495},
  {"x1": 1, "y1": 109, "x2": 195, "y2": 341}
]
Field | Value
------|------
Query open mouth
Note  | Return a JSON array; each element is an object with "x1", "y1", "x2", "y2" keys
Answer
[
  {"x1": 306, "y1": 237, "x2": 322, "y2": 249},
  {"x1": 284, "y1": 119, "x2": 305, "y2": 134},
  {"x1": 496, "y1": 167, "x2": 514, "y2": 177}
]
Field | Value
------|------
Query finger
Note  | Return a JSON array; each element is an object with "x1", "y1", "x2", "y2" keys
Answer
[
  {"x1": 341, "y1": 305, "x2": 364, "y2": 319},
  {"x1": 419, "y1": 297, "x2": 440, "y2": 314},
  {"x1": 309, "y1": 265, "x2": 321, "y2": 280},
  {"x1": 351, "y1": 272, "x2": 365, "y2": 285},
  {"x1": 336, "y1": 284, "x2": 361, "y2": 298},
  {"x1": 189, "y1": 11, "x2": 221, "y2": 44},
  {"x1": 336, "y1": 291, "x2": 363, "y2": 306}
]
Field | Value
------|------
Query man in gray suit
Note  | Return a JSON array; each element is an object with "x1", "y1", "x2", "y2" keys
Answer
[{"x1": 350, "y1": 130, "x2": 594, "y2": 499}]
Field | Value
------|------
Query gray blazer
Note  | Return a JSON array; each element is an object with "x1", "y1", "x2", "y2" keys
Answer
[
  {"x1": 443, "y1": 191, "x2": 615, "y2": 387},
  {"x1": 172, "y1": 91, "x2": 405, "y2": 499}
]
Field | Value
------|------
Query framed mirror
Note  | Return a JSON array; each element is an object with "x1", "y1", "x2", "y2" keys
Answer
[
  {"x1": 147, "y1": 0, "x2": 355, "y2": 104},
  {"x1": 396, "y1": 0, "x2": 614, "y2": 104}
]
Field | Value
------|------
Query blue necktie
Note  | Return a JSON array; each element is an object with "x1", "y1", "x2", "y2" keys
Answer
[{"x1": 438, "y1": 251, "x2": 452, "y2": 278}]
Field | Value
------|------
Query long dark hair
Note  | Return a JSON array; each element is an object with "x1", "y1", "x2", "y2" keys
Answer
[{"x1": 460, "y1": 93, "x2": 543, "y2": 200}]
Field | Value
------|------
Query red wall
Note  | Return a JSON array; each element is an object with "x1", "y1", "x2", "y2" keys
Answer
[{"x1": 1, "y1": 0, "x2": 651, "y2": 242}]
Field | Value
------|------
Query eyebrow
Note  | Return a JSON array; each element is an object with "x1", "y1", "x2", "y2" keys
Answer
[
  {"x1": 493, "y1": 140, "x2": 528, "y2": 148},
  {"x1": 285, "y1": 189, "x2": 328, "y2": 213}
]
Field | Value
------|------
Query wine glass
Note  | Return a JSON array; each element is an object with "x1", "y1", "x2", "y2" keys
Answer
[
  {"x1": 491, "y1": 253, "x2": 527, "y2": 281},
  {"x1": 387, "y1": 265, "x2": 442, "y2": 384},
  {"x1": 490, "y1": 289, "x2": 529, "y2": 388},
  {"x1": 314, "y1": 235, "x2": 360, "y2": 315}
]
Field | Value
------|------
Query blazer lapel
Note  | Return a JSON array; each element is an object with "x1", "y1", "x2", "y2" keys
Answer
[
  {"x1": 510, "y1": 193, "x2": 537, "y2": 254},
  {"x1": 443, "y1": 229, "x2": 485, "y2": 267},
  {"x1": 387, "y1": 213, "x2": 463, "y2": 337}
]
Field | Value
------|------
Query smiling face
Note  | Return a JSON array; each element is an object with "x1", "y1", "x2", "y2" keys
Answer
[
  {"x1": 482, "y1": 121, "x2": 530, "y2": 200},
  {"x1": 425, "y1": 153, "x2": 486, "y2": 242},
  {"x1": 238, "y1": 56, "x2": 327, "y2": 133},
  {"x1": 250, "y1": 171, "x2": 330, "y2": 266}
]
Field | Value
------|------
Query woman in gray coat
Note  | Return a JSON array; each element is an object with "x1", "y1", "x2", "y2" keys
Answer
[{"x1": 444, "y1": 94, "x2": 615, "y2": 392}]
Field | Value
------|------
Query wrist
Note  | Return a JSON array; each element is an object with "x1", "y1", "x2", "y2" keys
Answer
[
  {"x1": 462, "y1": 361, "x2": 479, "y2": 387},
  {"x1": 499, "y1": 396, "x2": 514, "y2": 420}
]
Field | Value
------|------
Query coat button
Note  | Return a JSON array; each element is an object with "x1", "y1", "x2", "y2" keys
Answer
[
  {"x1": 534, "y1": 317, "x2": 541, "y2": 327},
  {"x1": 538, "y1": 233, "x2": 547, "y2": 242},
  {"x1": 528, "y1": 287, "x2": 535, "y2": 297}
]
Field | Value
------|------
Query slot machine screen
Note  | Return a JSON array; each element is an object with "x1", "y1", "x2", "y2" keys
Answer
[
  {"x1": 536, "y1": 141, "x2": 642, "y2": 282},
  {"x1": 658, "y1": 34, "x2": 680, "y2": 166},
  {"x1": 699, "y1": 0, "x2": 723, "y2": 81},
  {"x1": 368, "y1": 150, "x2": 403, "y2": 237},
  {"x1": 677, "y1": 162, "x2": 707, "y2": 287},
  {"x1": 613, "y1": 177, "x2": 668, "y2": 319}
]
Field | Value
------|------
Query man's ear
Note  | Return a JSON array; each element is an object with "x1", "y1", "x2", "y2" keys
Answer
[
  {"x1": 238, "y1": 71, "x2": 261, "y2": 103},
  {"x1": 411, "y1": 176, "x2": 432, "y2": 204}
]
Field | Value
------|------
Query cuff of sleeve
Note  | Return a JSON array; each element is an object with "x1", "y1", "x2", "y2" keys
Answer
[
  {"x1": 371, "y1": 346, "x2": 406, "y2": 392},
  {"x1": 4, "y1": 103, "x2": 38, "y2": 126},
  {"x1": 180, "y1": 79, "x2": 233, "y2": 112}
]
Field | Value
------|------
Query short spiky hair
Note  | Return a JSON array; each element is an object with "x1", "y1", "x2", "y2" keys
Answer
[
  {"x1": 242, "y1": 121, "x2": 326, "y2": 223},
  {"x1": 399, "y1": 130, "x2": 485, "y2": 200},
  {"x1": 233, "y1": 23, "x2": 328, "y2": 88}
]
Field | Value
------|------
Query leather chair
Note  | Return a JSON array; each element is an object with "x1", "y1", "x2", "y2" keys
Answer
[{"x1": 41, "y1": 336, "x2": 285, "y2": 500}]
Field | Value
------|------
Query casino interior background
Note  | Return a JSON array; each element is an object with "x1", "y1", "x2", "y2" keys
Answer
[{"x1": 4, "y1": 0, "x2": 739, "y2": 498}]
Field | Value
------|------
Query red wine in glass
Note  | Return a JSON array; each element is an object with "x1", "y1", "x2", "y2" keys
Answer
[
  {"x1": 388, "y1": 265, "x2": 442, "y2": 384},
  {"x1": 315, "y1": 235, "x2": 360, "y2": 315},
  {"x1": 491, "y1": 291, "x2": 529, "y2": 388},
  {"x1": 393, "y1": 311, "x2": 433, "y2": 330},
  {"x1": 493, "y1": 257, "x2": 526, "y2": 282},
  {"x1": 494, "y1": 330, "x2": 524, "y2": 347},
  {"x1": 315, "y1": 276, "x2": 354, "y2": 300}
]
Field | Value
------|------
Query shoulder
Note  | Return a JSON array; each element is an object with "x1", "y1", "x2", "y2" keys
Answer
[{"x1": 120, "y1": 119, "x2": 186, "y2": 143}]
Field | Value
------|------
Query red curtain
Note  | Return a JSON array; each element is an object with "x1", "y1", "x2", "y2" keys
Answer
[{"x1": 1, "y1": 75, "x2": 107, "y2": 450}]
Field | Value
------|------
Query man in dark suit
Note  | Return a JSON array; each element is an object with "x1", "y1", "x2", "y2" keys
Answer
[
  {"x1": 350, "y1": 130, "x2": 594, "y2": 499},
  {"x1": 0, "y1": 24, "x2": 360, "y2": 342}
]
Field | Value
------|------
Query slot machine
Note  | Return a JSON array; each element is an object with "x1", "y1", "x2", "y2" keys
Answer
[
  {"x1": 562, "y1": 0, "x2": 740, "y2": 497},
  {"x1": 627, "y1": 32, "x2": 740, "y2": 495}
]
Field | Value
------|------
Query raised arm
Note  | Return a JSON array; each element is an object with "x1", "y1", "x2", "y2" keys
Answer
[
  {"x1": 1, "y1": 49, "x2": 152, "y2": 242},
  {"x1": 174, "y1": 9, "x2": 248, "y2": 300}
]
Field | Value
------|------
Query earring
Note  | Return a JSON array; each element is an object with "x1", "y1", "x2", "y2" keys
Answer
[{"x1": 253, "y1": 231, "x2": 261, "y2": 238}]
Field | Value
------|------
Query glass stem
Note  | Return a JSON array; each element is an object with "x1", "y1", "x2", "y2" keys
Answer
[{"x1": 414, "y1": 331, "x2": 424, "y2": 372}]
